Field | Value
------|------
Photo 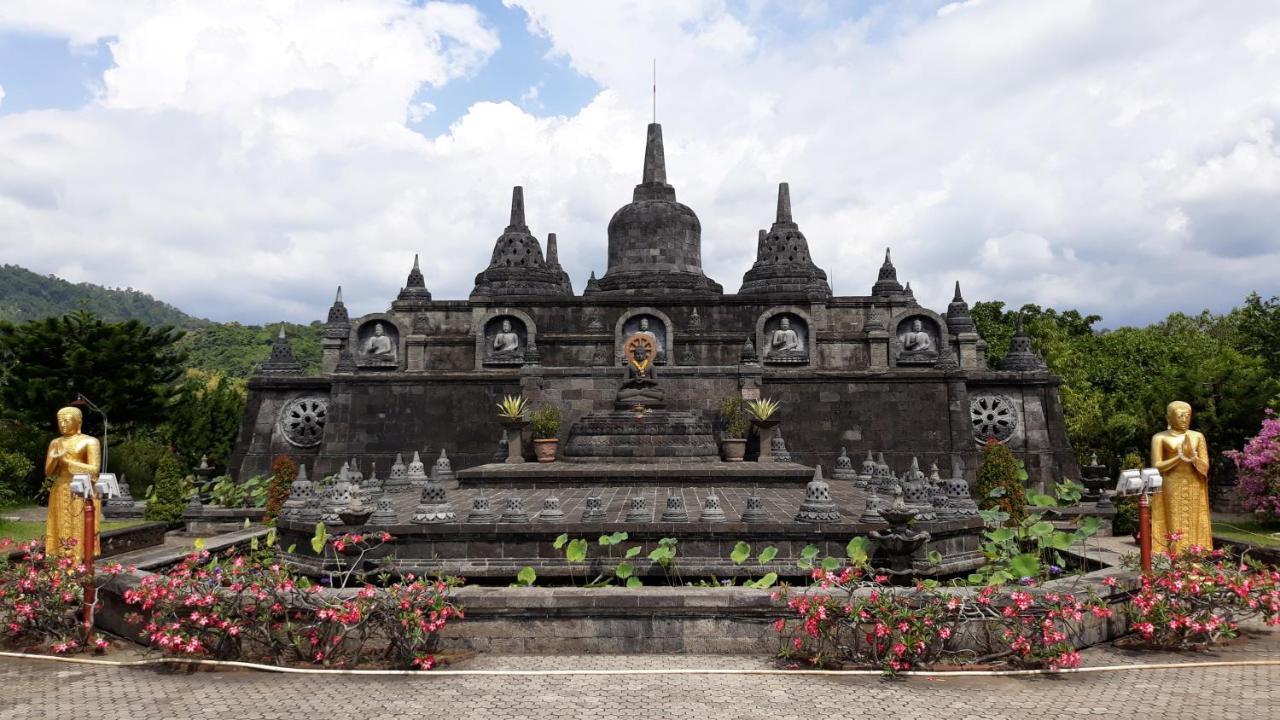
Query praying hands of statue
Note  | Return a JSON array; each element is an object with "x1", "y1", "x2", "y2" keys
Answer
[{"x1": 1178, "y1": 432, "x2": 1197, "y2": 464}]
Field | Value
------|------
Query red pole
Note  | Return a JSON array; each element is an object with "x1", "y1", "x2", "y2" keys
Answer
[
  {"x1": 1138, "y1": 492, "x2": 1152, "y2": 575},
  {"x1": 82, "y1": 489, "x2": 96, "y2": 645}
]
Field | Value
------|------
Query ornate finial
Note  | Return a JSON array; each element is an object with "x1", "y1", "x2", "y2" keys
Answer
[
  {"x1": 507, "y1": 186, "x2": 527, "y2": 231},
  {"x1": 257, "y1": 323, "x2": 303, "y2": 376},
  {"x1": 393, "y1": 252, "x2": 431, "y2": 307},
  {"x1": 884, "y1": 247, "x2": 892, "y2": 264},
  {"x1": 953, "y1": 281, "x2": 964, "y2": 302},
  {"x1": 871, "y1": 246, "x2": 903, "y2": 297},
  {"x1": 776, "y1": 182, "x2": 792, "y2": 224},
  {"x1": 335, "y1": 286, "x2": 343, "y2": 304},
  {"x1": 642, "y1": 123, "x2": 667, "y2": 185},
  {"x1": 546, "y1": 233, "x2": 560, "y2": 265}
]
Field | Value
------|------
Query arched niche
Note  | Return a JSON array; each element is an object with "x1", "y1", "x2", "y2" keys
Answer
[
  {"x1": 891, "y1": 311, "x2": 944, "y2": 367},
  {"x1": 351, "y1": 314, "x2": 407, "y2": 370},
  {"x1": 755, "y1": 306, "x2": 813, "y2": 367},
  {"x1": 476, "y1": 309, "x2": 537, "y2": 368},
  {"x1": 613, "y1": 307, "x2": 673, "y2": 365}
]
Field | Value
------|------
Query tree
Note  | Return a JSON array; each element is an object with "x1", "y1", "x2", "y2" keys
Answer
[
  {"x1": 0, "y1": 312, "x2": 186, "y2": 435},
  {"x1": 144, "y1": 449, "x2": 192, "y2": 525},
  {"x1": 160, "y1": 372, "x2": 247, "y2": 474},
  {"x1": 976, "y1": 439, "x2": 1028, "y2": 525}
]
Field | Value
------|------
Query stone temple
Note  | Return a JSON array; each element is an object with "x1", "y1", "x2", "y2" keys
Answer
[{"x1": 231, "y1": 123, "x2": 1077, "y2": 579}]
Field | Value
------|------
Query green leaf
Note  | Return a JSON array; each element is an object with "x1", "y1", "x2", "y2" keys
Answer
[
  {"x1": 845, "y1": 537, "x2": 870, "y2": 567},
  {"x1": 820, "y1": 556, "x2": 841, "y2": 571},
  {"x1": 987, "y1": 527, "x2": 1016, "y2": 543},
  {"x1": 730, "y1": 541, "x2": 751, "y2": 564},
  {"x1": 1009, "y1": 553, "x2": 1041, "y2": 578},
  {"x1": 648, "y1": 546, "x2": 674, "y2": 566},
  {"x1": 757, "y1": 546, "x2": 778, "y2": 565},
  {"x1": 265, "y1": 528, "x2": 276, "y2": 548},
  {"x1": 600, "y1": 531, "x2": 628, "y2": 546},
  {"x1": 553, "y1": 532, "x2": 569, "y2": 550},
  {"x1": 985, "y1": 486, "x2": 1007, "y2": 498},
  {"x1": 625, "y1": 576, "x2": 643, "y2": 589},
  {"x1": 988, "y1": 570, "x2": 1014, "y2": 586},
  {"x1": 801, "y1": 544, "x2": 820, "y2": 560},
  {"x1": 1016, "y1": 464, "x2": 1029, "y2": 482},
  {"x1": 566, "y1": 538, "x2": 588, "y2": 563},
  {"x1": 286, "y1": 543, "x2": 296, "y2": 554},
  {"x1": 967, "y1": 572, "x2": 986, "y2": 585},
  {"x1": 516, "y1": 566, "x2": 537, "y2": 586},
  {"x1": 1074, "y1": 515, "x2": 1102, "y2": 540},
  {"x1": 250, "y1": 536, "x2": 258, "y2": 551},
  {"x1": 658, "y1": 537, "x2": 678, "y2": 547},
  {"x1": 1046, "y1": 532, "x2": 1075, "y2": 551},
  {"x1": 615, "y1": 562, "x2": 634, "y2": 579},
  {"x1": 625, "y1": 545, "x2": 643, "y2": 559},
  {"x1": 310, "y1": 522, "x2": 327, "y2": 554},
  {"x1": 926, "y1": 550, "x2": 943, "y2": 565},
  {"x1": 979, "y1": 508, "x2": 1010, "y2": 527},
  {"x1": 750, "y1": 572, "x2": 778, "y2": 589},
  {"x1": 1028, "y1": 521, "x2": 1055, "y2": 538},
  {"x1": 1028, "y1": 492, "x2": 1058, "y2": 508}
]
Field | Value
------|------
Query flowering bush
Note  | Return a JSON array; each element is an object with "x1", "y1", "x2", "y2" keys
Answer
[
  {"x1": 263, "y1": 455, "x2": 297, "y2": 524},
  {"x1": 775, "y1": 566, "x2": 1112, "y2": 674},
  {"x1": 1126, "y1": 538, "x2": 1280, "y2": 650},
  {"x1": 120, "y1": 532, "x2": 463, "y2": 669},
  {"x1": 1226, "y1": 410, "x2": 1280, "y2": 520},
  {"x1": 0, "y1": 538, "x2": 112, "y2": 654}
]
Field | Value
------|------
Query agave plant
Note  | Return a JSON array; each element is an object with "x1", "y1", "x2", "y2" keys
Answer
[
  {"x1": 496, "y1": 394, "x2": 529, "y2": 420},
  {"x1": 746, "y1": 397, "x2": 781, "y2": 421}
]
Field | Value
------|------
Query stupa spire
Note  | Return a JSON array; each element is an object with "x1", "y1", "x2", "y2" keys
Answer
[
  {"x1": 507, "y1": 186, "x2": 527, "y2": 231},
  {"x1": 776, "y1": 182, "x2": 792, "y2": 224},
  {"x1": 947, "y1": 280, "x2": 975, "y2": 333},
  {"x1": 871, "y1": 247, "x2": 904, "y2": 297},
  {"x1": 738, "y1": 181, "x2": 830, "y2": 298},
  {"x1": 393, "y1": 253, "x2": 432, "y2": 309},
  {"x1": 256, "y1": 323, "x2": 303, "y2": 376},
  {"x1": 642, "y1": 123, "x2": 667, "y2": 185}
]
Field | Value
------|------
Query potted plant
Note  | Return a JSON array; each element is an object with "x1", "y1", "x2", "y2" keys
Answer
[
  {"x1": 496, "y1": 395, "x2": 530, "y2": 464},
  {"x1": 530, "y1": 406, "x2": 562, "y2": 463},
  {"x1": 746, "y1": 398, "x2": 782, "y2": 462},
  {"x1": 746, "y1": 397, "x2": 781, "y2": 429},
  {"x1": 718, "y1": 397, "x2": 750, "y2": 462}
]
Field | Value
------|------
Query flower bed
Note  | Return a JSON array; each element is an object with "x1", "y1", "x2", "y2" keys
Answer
[{"x1": 0, "y1": 539, "x2": 111, "y2": 655}]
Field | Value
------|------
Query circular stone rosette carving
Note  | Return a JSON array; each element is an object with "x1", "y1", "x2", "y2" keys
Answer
[
  {"x1": 278, "y1": 397, "x2": 329, "y2": 448},
  {"x1": 970, "y1": 394, "x2": 1018, "y2": 446}
]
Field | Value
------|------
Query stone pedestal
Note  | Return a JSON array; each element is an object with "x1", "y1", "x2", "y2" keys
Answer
[
  {"x1": 867, "y1": 328, "x2": 890, "y2": 369},
  {"x1": 502, "y1": 420, "x2": 528, "y2": 464},
  {"x1": 955, "y1": 332, "x2": 980, "y2": 370},
  {"x1": 321, "y1": 337, "x2": 343, "y2": 374},
  {"x1": 405, "y1": 334, "x2": 428, "y2": 371},
  {"x1": 754, "y1": 421, "x2": 779, "y2": 463}
]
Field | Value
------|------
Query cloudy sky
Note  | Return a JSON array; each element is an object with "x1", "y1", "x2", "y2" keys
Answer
[{"x1": 1, "y1": 0, "x2": 1278, "y2": 327}]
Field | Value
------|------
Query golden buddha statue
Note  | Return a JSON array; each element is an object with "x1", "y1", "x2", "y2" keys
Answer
[
  {"x1": 44, "y1": 406, "x2": 102, "y2": 563},
  {"x1": 1149, "y1": 400, "x2": 1212, "y2": 555}
]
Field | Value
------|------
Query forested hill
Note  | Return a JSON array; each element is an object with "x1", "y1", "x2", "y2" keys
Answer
[{"x1": 0, "y1": 264, "x2": 208, "y2": 328}]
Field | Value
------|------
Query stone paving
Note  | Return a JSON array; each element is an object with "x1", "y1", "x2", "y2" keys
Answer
[{"x1": 3, "y1": 626, "x2": 1277, "y2": 720}]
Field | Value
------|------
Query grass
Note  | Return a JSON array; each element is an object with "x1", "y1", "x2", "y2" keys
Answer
[
  {"x1": 1213, "y1": 519, "x2": 1280, "y2": 549},
  {"x1": 1, "y1": 504, "x2": 149, "y2": 546}
]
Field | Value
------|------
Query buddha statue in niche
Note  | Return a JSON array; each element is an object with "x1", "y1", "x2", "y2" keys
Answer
[
  {"x1": 765, "y1": 316, "x2": 807, "y2": 363},
  {"x1": 615, "y1": 335, "x2": 665, "y2": 409},
  {"x1": 897, "y1": 318, "x2": 938, "y2": 364},
  {"x1": 362, "y1": 322, "x2": 397, "y2": 362},
  {"x1": 487, "y1": 318, "x2": 523, "y2": 363}
]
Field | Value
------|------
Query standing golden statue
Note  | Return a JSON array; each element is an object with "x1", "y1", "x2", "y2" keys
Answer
[
  {"x1": 44, "y1": 406, "x2": 102, "y2": 564},
  {"x1": 1149, "y1": 400, "x2": 1212, "y2": 555}
]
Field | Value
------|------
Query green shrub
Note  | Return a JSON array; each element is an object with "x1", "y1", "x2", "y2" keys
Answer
[
  {"x1": 144, "y1": 450, "x2": 192, "y2": 525},
  {"x1": 109, "y1": 433, "x2": 169, "y2": 498},
  {"x1": 264, "y1": 455, "x2": 297, "y2": 523},
  {"x1": 718, "y1": 397, "x2": 750, "y2": 439},
  {"x1": 976, "y1": 439, "x2": 1027, "y2": 525},
  {"x1": 0, "y1": 449, "x2": 35, "y2": 507},
  {"x1": 1111, "y1": 452, "x2": 1144, "y2": 536},
  {"x1": 529, "y1": 407, "x2": 562, "y2": 440}
]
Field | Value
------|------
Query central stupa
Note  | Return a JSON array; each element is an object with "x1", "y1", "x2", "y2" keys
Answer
[{"x1": 587, "y1": 123, "x2": 723, "y2": 296}]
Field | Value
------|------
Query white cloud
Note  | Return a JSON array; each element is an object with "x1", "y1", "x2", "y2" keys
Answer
[
  {"x1": 0, "y1": 0, "x2": 1278, "y2": 327},
  {"x1": 0, "y1": 84, "x2": 5, "y2": 109}
]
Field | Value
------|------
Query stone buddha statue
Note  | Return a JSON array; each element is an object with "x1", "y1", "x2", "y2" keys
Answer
[
  {"x1": 615, "y1": 336, "x2": 665, "y2": 409},
  {"x1": 362, "y1": 322, "x2": 396, "y2": 362},
  {"x1": 898, "y1": 318, "x2": 938, "y2": 365},
  {"x1": 488, "y1": 319, "x2": 523, "y2": 363},
  {"x1": 44, "y1": 406, "x2": 102, "y2": 563},
  {"x1": 765, "y1": 317, "x2": 807, "y2": 363}
]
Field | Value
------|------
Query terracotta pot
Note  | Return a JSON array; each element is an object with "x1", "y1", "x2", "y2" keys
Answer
[
  {"x1": 720, "y1": 438, "x2": 747, "y2": 462},
  {"x1": 533, "y1": 438, "x2": 559, "y2": 463}
]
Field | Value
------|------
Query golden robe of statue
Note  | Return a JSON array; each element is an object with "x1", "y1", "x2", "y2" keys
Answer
[
  {"x1": 44, "y1": 406, "x2": 102, "y2": 563},
  {"x1": 1149, "y1": 400, "x2": 1212, "y2": 555}
]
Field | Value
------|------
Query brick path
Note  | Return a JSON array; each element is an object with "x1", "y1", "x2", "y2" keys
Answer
[{"x1": 3, "y1": 627, "x2": 1277, "y2": 720}]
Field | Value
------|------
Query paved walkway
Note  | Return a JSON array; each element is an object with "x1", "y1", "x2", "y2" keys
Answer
[{"x1": 3, "y1": 626, "x2": 1278, "y2": 720}]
